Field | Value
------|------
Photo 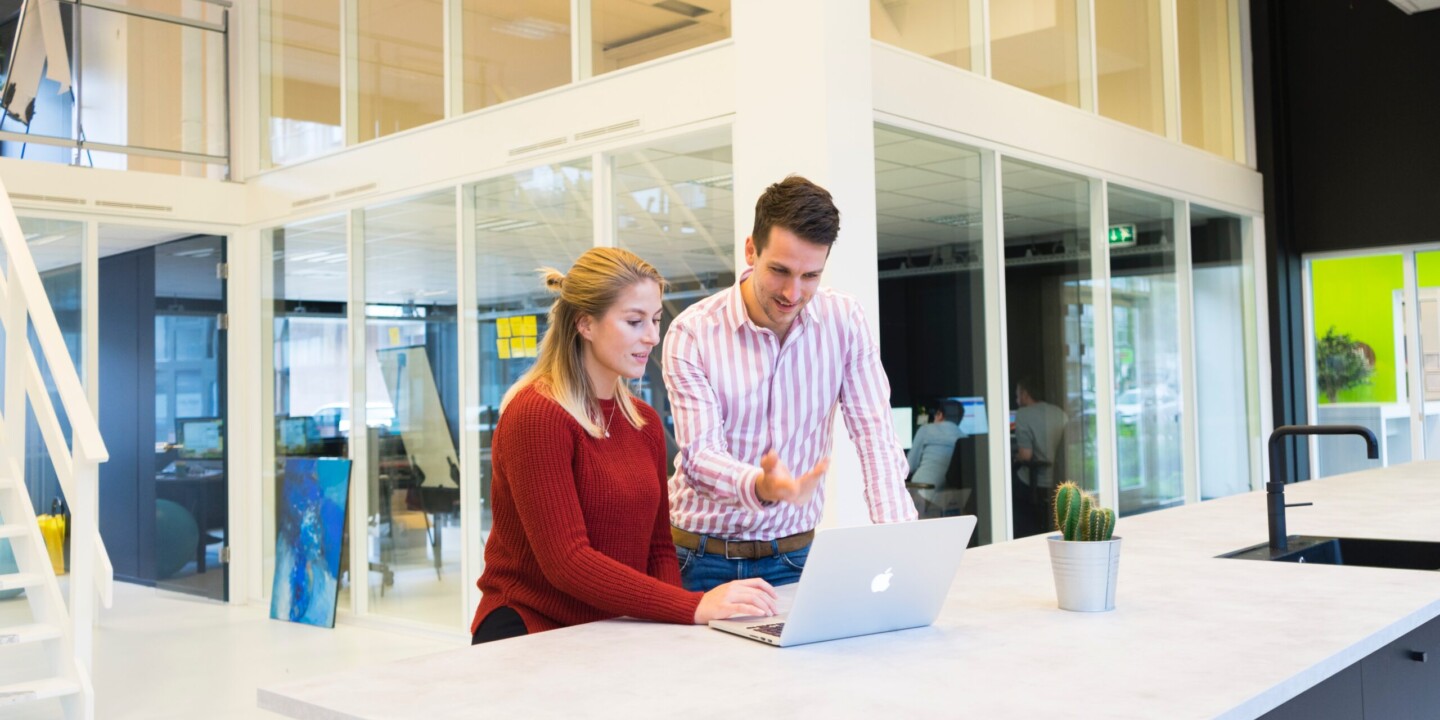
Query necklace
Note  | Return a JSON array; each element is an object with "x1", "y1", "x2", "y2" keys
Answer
[{"x1": 600, "y1": 400, "x2": 618, "y2": 438}]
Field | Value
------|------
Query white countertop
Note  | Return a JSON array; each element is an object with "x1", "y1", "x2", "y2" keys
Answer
[{"x1": 259, "y1": 462, "x2": 1440, "y2": 719}]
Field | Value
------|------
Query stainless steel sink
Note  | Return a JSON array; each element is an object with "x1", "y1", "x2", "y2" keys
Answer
[{"x1": 1220, "y1": 536, "x2": 1440, "y2": 570}]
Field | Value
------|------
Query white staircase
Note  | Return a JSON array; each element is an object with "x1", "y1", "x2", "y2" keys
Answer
[{"x1": 0, "y1": 172, "x2": 112, "y2": 719}]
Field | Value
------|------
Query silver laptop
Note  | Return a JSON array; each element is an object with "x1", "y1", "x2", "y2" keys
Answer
[{"x1": 710, "y1": 515, "x2": 977, "y2": 647}]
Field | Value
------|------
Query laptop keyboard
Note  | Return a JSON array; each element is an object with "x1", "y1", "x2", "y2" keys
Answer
[{"x1": 748, "y1": 622, "x2": 785, "y2": 637}]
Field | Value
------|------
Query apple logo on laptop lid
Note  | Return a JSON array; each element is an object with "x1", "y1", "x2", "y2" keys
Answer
[{"x1": 871, "y1": 568, "x2": 893, "y2": 593}]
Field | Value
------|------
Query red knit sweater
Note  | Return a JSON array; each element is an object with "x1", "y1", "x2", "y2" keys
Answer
[{"x1": 470, "y1": 384, "x2": 703, "y2": 635}]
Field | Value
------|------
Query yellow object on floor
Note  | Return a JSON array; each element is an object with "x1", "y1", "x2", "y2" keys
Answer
[{"x1": 37, "y1": 513, "x2": 66, "y2": 575}]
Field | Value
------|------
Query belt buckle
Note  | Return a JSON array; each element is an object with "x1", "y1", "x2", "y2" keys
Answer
[{"x1": 723, "y1": 538, "x2": 746, "y2": 560}]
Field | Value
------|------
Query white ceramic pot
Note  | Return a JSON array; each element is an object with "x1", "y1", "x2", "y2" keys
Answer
[{"x1": 1047, "y1": 535, "x2": 1122, "y2": 612}]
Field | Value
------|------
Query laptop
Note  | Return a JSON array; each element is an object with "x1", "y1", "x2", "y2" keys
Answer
[{"x1": 709, "y1": 515, "x2": 977, "y2": 647}]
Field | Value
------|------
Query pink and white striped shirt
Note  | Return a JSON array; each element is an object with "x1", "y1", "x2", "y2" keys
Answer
[{"x1": 664, "y1": 270, "x2": 916, "y2": 541}]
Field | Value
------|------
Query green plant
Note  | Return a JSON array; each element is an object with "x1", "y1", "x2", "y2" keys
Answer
[
  {"x1": 1053, "y1": 481, "x2": 1116, "y2": 542},
  {"x1": 1316, "y1": 326, "x2": 1374, "y2": 403}
]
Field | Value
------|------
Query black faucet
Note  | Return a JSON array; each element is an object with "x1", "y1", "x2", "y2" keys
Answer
[{"x1": 1267, "y1": 425, "x2": 1380, "y2": 552}]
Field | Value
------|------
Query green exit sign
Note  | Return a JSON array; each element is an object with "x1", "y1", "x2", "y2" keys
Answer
[{"x1": 1108, "y1": 224, "x2": 1137, "y2": 247}]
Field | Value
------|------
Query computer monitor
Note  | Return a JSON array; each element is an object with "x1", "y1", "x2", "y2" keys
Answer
[
  {"x1": 890, "y1": 407, "x2": 914, "y2": 450},
  {"x1": 277, "y1": 416, "x2": 317, "y2": 456},
  {"x1": 954, "y1": 397, "x2": 988, "y2": 436},
  {"x1": 178, "y1": 417, "x2": 224, "y2": 460}
]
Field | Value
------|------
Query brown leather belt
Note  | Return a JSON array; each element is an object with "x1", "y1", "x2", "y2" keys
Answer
[{"x1": 671, "y1": 526, "x2": 814, "y2": 560}]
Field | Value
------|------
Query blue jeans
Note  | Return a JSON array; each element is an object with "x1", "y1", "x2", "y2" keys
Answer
[{"x1": 675, "y1": 540, "x2": 810, "y2": 592}]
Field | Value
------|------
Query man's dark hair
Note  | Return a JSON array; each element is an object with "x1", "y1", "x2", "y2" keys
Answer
[
  {"x1": 937, "y1": 399, "x2": 964, "y2": 422},
  {"x1": 752, "y1": 175, "x2": 840, "y2": 253},
  {"x1": 1016, "y1": 376, "x2": 1043, "y2": 402}
]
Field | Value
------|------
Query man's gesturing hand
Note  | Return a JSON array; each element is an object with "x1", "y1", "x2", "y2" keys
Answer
[{"x1": 754, "y1": 450, "x2": 830, "y2": 506}]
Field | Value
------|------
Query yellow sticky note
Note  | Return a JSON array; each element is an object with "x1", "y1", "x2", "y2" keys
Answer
[
  {"x1": 388, "y1": 327, "x2": 400, "y2": 345},
  {"x1": 522, "y1": 336, "x2": 537, "y2": 352},
  {"x1": 520, "y1": 315, "x2": 537, "y2": 336},
  {"x1": 496, "y1": 317, "x2": 512, "y2": 338},
  {"x1": 496, "y1": 338, "x2": 511, "y2": 359},
  {"x1": 510, "y1": 337, "x2": 525, "y2": 355}
]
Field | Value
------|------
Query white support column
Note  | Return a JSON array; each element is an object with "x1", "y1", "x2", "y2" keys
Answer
[
  {"x1": 346, "y1": 208, "x2": 369, "y2": 616},
  {"x1": 1159, "y1": 0, "x2": 1182, "y2": 141},
  {"x1": 1088, "y1": 179, "x2": 1119, "y2": 510},
  {"x1": 444, "y1": 0, "x2": 464, "y2": 118},
  {"x1": 732, "y1": 0, "x2": 879, "y2": 528},
  {"x1": 1299, "y1": 251, "x2": 1318, "y2": 478},
  {"x1": 456, "y1": 184, "x2": 482, "y2": 626},
  {"x1": 1402, "y1": 252, "x2": 1425, "y2": 459},
  {"x1": 971, "y1": 0, "x2": 990, "y2": 77},
  {"x1": 1077, "y1": 0, "x2": 1098, "y2": 113},
  {"x1": 341, "y1": 0, "x2": 360, "y2": 147},
  {"x1": 1229, "y1": 0, "x2": 1248, "y2": 165},
  {"x1": 573, "y1": 0, "x2": 593, "y2": 82},
  {"x1": 1246, "y1": 217, "x2": 1269, "y2": 488},
  {"x1": 1174, "y1": 201, "x2": 1200, "y2": 504},
  {"x1": 981, "y1": 149, "x2": 1011, "y2": 544},
  {"x1": 227, "y1": 226, "x2": 263, "y2": 603}
]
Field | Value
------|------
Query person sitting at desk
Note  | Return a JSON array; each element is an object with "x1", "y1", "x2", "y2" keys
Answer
[
  {"x1": 1012, "y1": 377, "x2": 1068, "y2": 536},
  {"x1": 470, "y1": 248, "x2": 777, "y2": 645},
  {"x1": 907, "y1": 399, "x2": 966, "y2": 491}
]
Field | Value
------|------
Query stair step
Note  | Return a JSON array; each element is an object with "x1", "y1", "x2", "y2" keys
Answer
[
  {"x1": 0, "y1": 573, "x2": 41, "y2": 592},
  {"x1": 0, "y1": 525, "x2": 27, "y2": 540},
  {"x1": 0, "y1": 623, "x2": 61, "y2": 647},
  {"x1": 0, "y1": 678, "x2": 81, "y2": 706}
]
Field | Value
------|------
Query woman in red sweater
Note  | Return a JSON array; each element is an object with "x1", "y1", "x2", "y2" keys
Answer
[{"x1": 471, "y1": 247, "x2": 777, "y2": 644}]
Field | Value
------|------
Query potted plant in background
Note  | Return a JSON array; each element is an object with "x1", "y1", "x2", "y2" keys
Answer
[
  {"x1": 1316, "y1": 326, "x2": 1375, "y2": 403},
  {"x1": 1048, "y1": 481, "x2": 1120, "y2": 612}
]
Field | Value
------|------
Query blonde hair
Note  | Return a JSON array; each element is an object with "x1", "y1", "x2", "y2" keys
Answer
[{"x1": 501, "y1": 247, "x2": 668, "y2": 438}]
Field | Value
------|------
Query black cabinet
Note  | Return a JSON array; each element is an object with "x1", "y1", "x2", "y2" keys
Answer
[
  {"x1": 1262, "y1": 615, "x2": 1440, "y2": 720},
  {"x1": 1361, "y1": 614, "x2": 1440, "y2": 720}
]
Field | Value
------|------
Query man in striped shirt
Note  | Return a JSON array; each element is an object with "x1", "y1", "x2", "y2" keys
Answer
[{"x1": 664, "y1": 176, "x2": 917, "y2": 592}]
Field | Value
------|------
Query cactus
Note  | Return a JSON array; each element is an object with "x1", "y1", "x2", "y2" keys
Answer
[
  {"x1": 1054, "y1": 482, "x2": 1083, "y2": 540},
  {"x1": 1051, "y1": 482, "x2": 1116, "y2": 542}
]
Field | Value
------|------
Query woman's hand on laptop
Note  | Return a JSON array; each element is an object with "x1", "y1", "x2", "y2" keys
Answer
[{"x1": 694, "y1": 578, "x2": 779, "y2": 624}]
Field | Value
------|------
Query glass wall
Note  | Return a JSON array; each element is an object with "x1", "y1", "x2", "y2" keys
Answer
[
  {"x1": 1178, "y1": 0, "x2": 1240, "y2": 160},
  {"x1": 469, "y1": 160, "x2": 594, "y2": 551},
  {"x1": 1308, "y1": 254, "x2": 1401, "y2": 477},
  {"x1": 78, "y1": 3, "x2": 229, "y2": 177},
  {"x1": 1107, "y1": 186, "x2": 1181, "y2": 515},
  {"x1": 265, "y1": 213, "x2": 350, "y2": 598},
  {"x1": 265, "y1": 0, "x2": 344, "y2": 166},
  {"x1": 13, "y1": 220, "x2": 85, "y2": 530},
  {"x1": 1002, "y1": 159, "x2": 1093, "y2": 537},
  {"x1": 462, "y1": 0, "x2": 571, "y2": 113},
  {"x1": 873, "y1": 127, "x2": 993, "y2": 541},
  {"x1": 990, "y1": 0, "x2": 1082, "y2": 107},
  {"x1": 591, "y1": 0, "x2": 731, "y2": 76},
  {"x1": 1096, "y1": 0, "x2": 1164, "y2": 135},
  {"x1": 871, "y1": 0, "x2": 974, "y2": 71},
  {"x1": 1191, "y1": 205, "x2": 1256, "y2": 499},
  {"x1": 611, "y1": 127, "x2": 734, "y2": 464},
  {"x1": 357, "y1": 0, "x2": 446, "y2": 143},
  {"x1": 363, "y1": 190, "x2": 460, "y2": 624}
]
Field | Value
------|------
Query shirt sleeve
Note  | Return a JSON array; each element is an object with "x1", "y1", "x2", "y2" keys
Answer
[
  {"x1": 836, "y1": 300, "x2": 918, "y2": 524},
  {"x1": 662, "y1": 322, "x2": 766, "y2": 514},
  {"x1": 497, "y1": 399, "x2": 701, "y2": 624}
]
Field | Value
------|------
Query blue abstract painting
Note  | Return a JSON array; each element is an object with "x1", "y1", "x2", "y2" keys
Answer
[{"x1": 271, "y1": 458, "x2": 351, "y2": 628}]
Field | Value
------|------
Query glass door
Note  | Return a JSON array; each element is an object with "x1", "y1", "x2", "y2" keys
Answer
[{"x1": 153, "y1": 235, "x2": 229, "y2": 600}]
